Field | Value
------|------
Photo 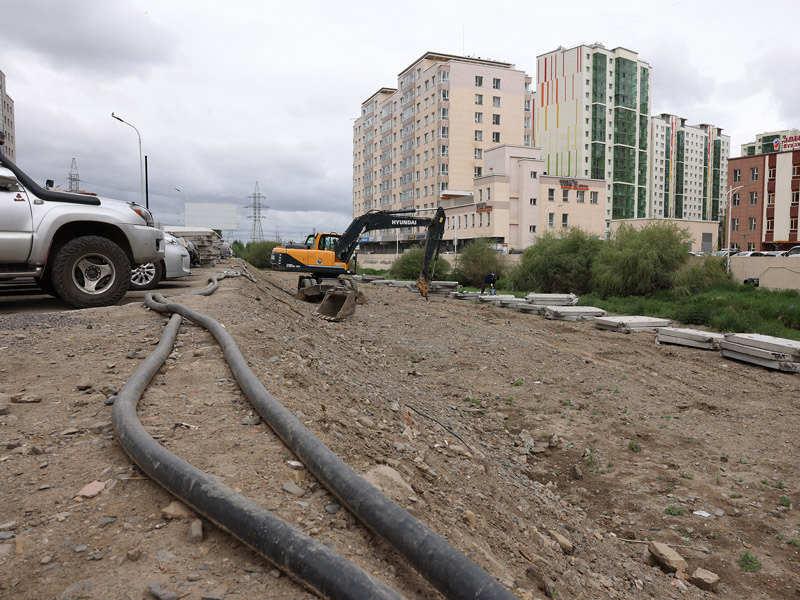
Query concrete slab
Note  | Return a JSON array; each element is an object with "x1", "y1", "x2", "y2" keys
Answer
[
  {"x1": 595, "y1": 316, "x2": 672, "y2": 333},
  {"x1": 656, "y1": 328, "x2": 725, "y2": 350},
  {"x1": 724, "y1": 333, "x2": 800, "y2": 359},
  {"x1": 524, "y1": 293, "x2": 579, "y2": 305},
  {"x1": 542, "y1": 306, "x2": 606, "y2": 321}
]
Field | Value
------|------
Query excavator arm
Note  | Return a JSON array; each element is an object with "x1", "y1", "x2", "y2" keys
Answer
[{"x1": 335, "y1": 207, "x2": 446, "y2": 297}]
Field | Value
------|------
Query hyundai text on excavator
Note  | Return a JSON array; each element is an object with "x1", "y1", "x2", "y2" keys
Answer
[{"x1": 270, "y1": 207, "x2": 445, "y2": 319}]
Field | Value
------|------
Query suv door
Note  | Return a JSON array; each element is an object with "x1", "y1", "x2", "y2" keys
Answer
[{"x1": 0, "y1": 171, "x2": 33, "y2": 263}]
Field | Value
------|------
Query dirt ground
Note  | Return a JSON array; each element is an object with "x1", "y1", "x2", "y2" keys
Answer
[{"x1": 0, "y1": 261, "x2": 798, "y2": 600}]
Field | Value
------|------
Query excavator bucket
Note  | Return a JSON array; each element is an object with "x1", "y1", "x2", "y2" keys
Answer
[{"x1": 317, "y1": 289, "x2": 358, "y2": 321}]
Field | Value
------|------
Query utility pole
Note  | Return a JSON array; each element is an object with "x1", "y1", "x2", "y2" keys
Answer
[
  {"x1": 245, "y1": 181, "x2": 267, "y2": 242},
  {"x1": 68, "y1": 158, "x2": 80, "y2": 192}
]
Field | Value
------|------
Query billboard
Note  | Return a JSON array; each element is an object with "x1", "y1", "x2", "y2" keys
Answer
[{"x1": 184, "y1": 203, "x2": 238, "y2": 229}]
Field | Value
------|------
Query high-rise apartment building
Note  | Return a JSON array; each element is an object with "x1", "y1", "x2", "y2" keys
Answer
[
  {"x1": 649, "y1": 114, "x2": 729, "y2": 222},
  {"x1": 352, "y1": 52, "x2": 532, "y2": 251},
  {"x1": 0, "y1": 69, "x2": 16, "y2": 162},
  {"x1": 533, "y1": 44, "x2": 652, "y2": 228},
  {"x1": 741, "y1": 129, "x2": 800, "y2": 156}
]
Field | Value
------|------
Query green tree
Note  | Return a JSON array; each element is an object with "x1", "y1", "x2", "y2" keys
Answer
[
  {"x1": 507, "y1": 228, "x2": 602, "y2": 294},
  {"x1": 452, "y1": 239, "x2": 503, "y2": 287},
  {"x1": 388, "y1": 247, "x2": 451, "y2": 280},
  {"x1": 231, "y1": 240, "x2": 246, "y2": 258},
  {"x1": 591, "y1": 223, "x2": 691, "y2": 297},
  {"x1": 242, "y1": 240, "x2": 280, "y2": 269}
]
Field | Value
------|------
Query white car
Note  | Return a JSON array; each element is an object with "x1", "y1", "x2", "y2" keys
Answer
[{"x1": 130, "y1": 233, "x2": 191, "y2": 290}]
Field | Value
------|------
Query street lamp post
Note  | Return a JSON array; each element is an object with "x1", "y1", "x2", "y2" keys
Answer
[
  {"x1": 725, "y1": 185, "x2": 745, "y2": 273},
  {"x1": 111, "y1": 112, "x2": 145, "y2": 209}
]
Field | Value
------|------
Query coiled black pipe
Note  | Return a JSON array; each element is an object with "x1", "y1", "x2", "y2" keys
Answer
[
  {"x1": 112, "y1": 311, "x2": 405, "y2": 600},
  {"x1": 141, "y1": 291, "x2": 514, "y2": 600}
]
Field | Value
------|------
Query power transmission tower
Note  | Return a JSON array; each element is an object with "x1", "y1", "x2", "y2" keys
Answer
[
  {"x1": 245, "y1": 181, "x2": 267, "y2": 242},
  {"x1": 68, "y1": 158, "x2": 80, "y2": 192}
]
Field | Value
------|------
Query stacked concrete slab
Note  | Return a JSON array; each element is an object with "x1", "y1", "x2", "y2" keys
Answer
[
  {"x1": 655, "y1": 328, "x2": 725, "y2": 350},
  {"x1": 449, "y1": 291, "x2": 481, "y2": 301},
  {"x1": 428, "y1": 281, "x2": 459, "y2": 296},
  {"x1": 525, "y1": 293, "x2": 578, "y2": 306},
  {"x1": 542, "y1": 306, "x2": 606, "y2": 322},
  {"x1": 595, "y1": 316, "x2": 672, "y2": 334},
  {"x1": 719, "y1": 333, "x2": 800, "y2": 372},
  {"x1": 477, "y1": 294, "x2": 516, "y2": 305}
]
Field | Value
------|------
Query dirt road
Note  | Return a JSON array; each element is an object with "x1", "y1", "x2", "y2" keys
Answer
[{"x1": 1, "y1": 262, "x2": 797, "y2": 599}]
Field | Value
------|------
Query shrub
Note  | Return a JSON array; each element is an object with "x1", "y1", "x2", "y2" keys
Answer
[
  {"x1": 507, "y1": 228, "x2": 603, "y2": 294},
  {"x1": 672, "y1": 256, "x2": 730, "y2": 296},
  {"x1": 738, "y1": 551, "x2": 762, "y2": 573},
  {"x1": 451, "y1": 239, "x2": 503, "y2": 287},
  {"x1": 241, "y1": 240, "x2": 280, "y2": 269},
  {"x1": 388, "y1": 247, "x2": 451, "y2": 280},
  {"x1": 591, "y1": 223, "x2": 691, "y2": 298}
]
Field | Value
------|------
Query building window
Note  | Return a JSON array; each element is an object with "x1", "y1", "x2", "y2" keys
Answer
[
  {"x1": 767, "y1": 193, "x2": 775, "y2": 206},
  {"x1": 529, "y1": 225, "x2": 537, "y2": 233},
  {"x1": 562, "y1": 189, "x2": 569, "y2": 202},
  {"x1": 439, "y1": 71, "x2": 450, "y2": 83},
  {"x1": 590, "y1": 191, "x2": 599, "y2": 204},
  {"x1": 793, "y1": 165, "x2": 800, "y2": 177},
  {"x1": 529, "y1": 198, "x2": 537, "y2": 205},
  {"x1": 439, "y1": 126, "x2": 449, "y2": 138},
  {"x1": 474, "y1": 148, "x2": 483, "y2": 159},
  {"x1": 471, "y1": 214, "x2": 475, "y2": 227},
  {"x1": 749, "y1": 191, "x2": 757, "y2": 205},
  {"x1": 491, "y1": 132, "x2": 500, "y2": 143},
  {"x1": 492, "y1": 114, "x2": 501, "y2": 125},
  {"x1": 769, "y1": 167, "x2": 776, "y2": 179},
  {"x1": 478, "y1": 189, "x2": 483, "y2": 202},
  {"x1": 439, "y1": 164, "x2": 448, "y2": 176},
  {"x1": 439, "y1": 107, "x2": 449, "y2": 120},
  {"x1": 548, "y1": 189, "x2": 555, "y2": 202},
  {"x1": 751, "y1": 167, "x2": 758, "y2": 181},
  {"x1": 439, "y1": 144, "x2": 448, "y2": 157},
  {"x1": 475, "y1": 75, "x2": 483, "y2": 87},
  {"x1": 733, "y1": 169, "x2": 741, "y2": 182},
  {"x1": 792, "y1": 190, "x2": 799, "y2": 206},
  {"x1": 548, "y1": 213, "x2": 555, "y2": 228},
  {"x1": 475, "y1": 112, "x2": 483, "y2": 123},
  {"x1": 562, "y1": 213, "x2": 569, "y2": 227},
  {"x1": 732, "y1": 218, "x2": 738, "y2": 231},
  {"x1": 791, "y1": 218, "x2": 798, "y2": 230},
  {"x1": 486, "y1": 188, "x2": 491, "y2": 201},
  {"x1": 492, "y1": 78, "x2": 501, "y2": 89},
  {"x1": 732, "y1": 193, "x2": 740, "y2": 206},
  {"x1": 487, "y1": 211, "x2": 490, "y2": 227},
  {"x1": 475, "y1": 93, "x2": 483, "y2": 105},
  {"x1": 530, "y1": 171, "x2": 537, "y2": 179},
  {"x1": 577, "y1": 190, "x2": 585, "y2": 203},
  {"x1": 492, "y1": 96, "x2": 501, "y2": 107},
  {"x1": 474, "y1": 130, "x2": 483, "y2": 141},
  {"x1": 749, "y1": 217, "x2": 757, "y2": 231},
  {"x1": 767, "y1": 218, "x2": 774, "y2": 231},
  {"x1": 474, "y1": 166, "x2": 482, "y2": 178}
]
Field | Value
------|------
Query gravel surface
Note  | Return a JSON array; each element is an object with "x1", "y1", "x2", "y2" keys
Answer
[{"x1": 0, "y1": 261, "x2": 798, "y2": 599}]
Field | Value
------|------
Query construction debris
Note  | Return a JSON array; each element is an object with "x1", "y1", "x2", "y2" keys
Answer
[
  {"x1": 595, "y1": 316, "x2": 672, "y2": 333},
  {"x1": 719, "y1": 333, "x2": 800, "y2": 372},
  {"x1": 655, "y1": 327, "x2": 725, "y2": 350},
  {"x1": 542, "y1": 306, "x2": 606, "y2": 322},
  {"x1": 524, "y1": 293, "x2": 578, "y2": 306}
]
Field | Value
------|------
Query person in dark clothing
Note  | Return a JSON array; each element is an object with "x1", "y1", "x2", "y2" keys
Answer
[{"x1": 481, "y1": 273, "x2": 499, "y2": 294}]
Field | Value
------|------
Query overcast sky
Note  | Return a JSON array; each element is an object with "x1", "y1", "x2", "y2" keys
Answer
[{"x1": 2, "y1": 0, "x2": 798, "y2": 241}]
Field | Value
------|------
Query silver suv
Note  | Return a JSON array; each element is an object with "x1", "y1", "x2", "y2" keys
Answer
[{"x1": 0, "y1": 150, "x2": 163, "y2": 308}]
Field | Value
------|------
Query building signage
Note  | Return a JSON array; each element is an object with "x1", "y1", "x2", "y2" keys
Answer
[
  {"x1": 476, "y1": 202, "x2": 493, "y2": 212},
  {"x1": 777, "y1": 135, "x2": 800, "y2": 152},
  {"x1": 359, "y1": 236, "x2": 370, "y2": 243},
  {"x1": 559, "y1": 178, "x2": 589, "y2": 190}
]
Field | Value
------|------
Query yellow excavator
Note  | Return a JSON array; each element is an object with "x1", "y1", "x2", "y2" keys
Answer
[{"x1": 270, "y1": 207, "x2": 445, "y2": 319}]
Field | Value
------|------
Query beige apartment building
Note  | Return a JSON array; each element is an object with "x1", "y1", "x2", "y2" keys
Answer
[
  {"x1": 352, "y1": 52, "x2": 533, "y2": 253},
  {"x1": 440, "y1": 145, "x2": 605, "y2": 252},
  {"x1": 0, "y1": 69, "x2": 16, "y2": 162},
  {"x1": 741, "y1": 129, "x2": 800, "y2": 156}
]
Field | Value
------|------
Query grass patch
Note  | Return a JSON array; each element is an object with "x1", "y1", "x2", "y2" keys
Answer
[
  {"x1": 664, "y1": 505, "x2": 685, "y2": 516},
  {"x1": 738, "y1": 551, "x2": 762, "y2": 573},
  {"x1": 628, "y1": 440, "x2": 641, "y2": 453}
]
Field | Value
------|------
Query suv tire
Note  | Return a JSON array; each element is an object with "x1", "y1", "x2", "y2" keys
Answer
[
  {"x1": 130, "y1": 261, "x2": 163, "y2": 290},
  {"x1": 51, "y1": 236, "x2": 131, "y2": 308}
]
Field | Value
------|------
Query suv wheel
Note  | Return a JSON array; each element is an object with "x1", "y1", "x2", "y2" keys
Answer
[
  {"x1": 51, "y1": 236, "x2": 131, "y2": 308},
  {"x1": 130, "y1": 261, "x2": 163, "y2": 290}
]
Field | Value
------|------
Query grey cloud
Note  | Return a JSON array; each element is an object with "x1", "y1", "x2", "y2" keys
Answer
[{"x1": 3, "y1": 0, "x2": 176, "y2": 75}]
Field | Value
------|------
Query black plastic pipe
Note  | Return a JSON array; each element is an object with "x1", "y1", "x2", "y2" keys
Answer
[
  {"x1": 112, "y1": 311, "x2": 405, "y2": 600},
  {"x1": 142, "y1": 291, "x2": 514, "y2": 600}
]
